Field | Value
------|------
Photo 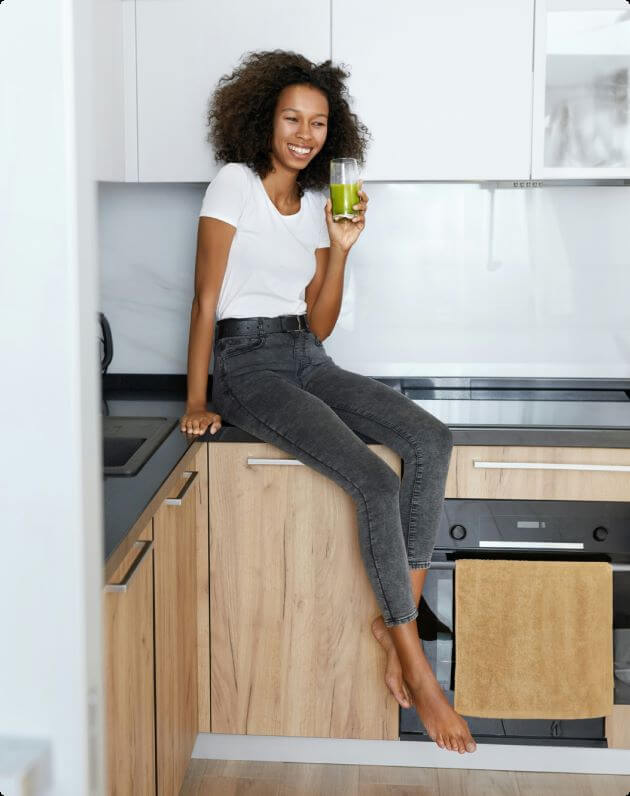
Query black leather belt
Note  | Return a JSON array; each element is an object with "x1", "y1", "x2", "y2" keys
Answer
[{"x1": 215, "y1": 313, "x2": 310, "y2": 340}]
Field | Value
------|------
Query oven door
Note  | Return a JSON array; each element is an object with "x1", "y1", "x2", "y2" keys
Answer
[
  {"x1": 400, "y1": 561, "x2": 608, "y2": 745},
  {"x1": 401, "y1": 498, "x2": 630, "y2": 745},
  {"x1": 400, "y1": 562, "x2": 630, "y2": 747}
]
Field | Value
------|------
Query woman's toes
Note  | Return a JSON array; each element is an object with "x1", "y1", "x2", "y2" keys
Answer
[
  {"x1": 436, "y1": 734, "x2": 445, "y2": 749},
  {"x1": 466, "y1": 739, "x2": 477, "y2": 753}
]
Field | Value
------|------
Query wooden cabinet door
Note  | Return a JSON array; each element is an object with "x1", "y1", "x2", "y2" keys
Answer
[
  {"x1": 333, "y1": 0, "x2": 534, "y2": 180},
  {"x1": 104, "y1": 521, "x2": 155, "y2": 795},
  {"x1": 194, "y1": 444, "x2": 211, "y2": 734},
  {"x1": 606, "y1": 705, "x2": 630, "y2": 749},
  {"x1": 209, "y1": 441, "x2": 400, "y2": 740},
  {"x1": 153, "y1": 463, "x2": 200, "y2": 795},
  {"x1": 453, "y1": 445, "x2": 630, "y2": 501},
  {"x1": 135, "y1": 0, "x2": 330, "y2": 181}
]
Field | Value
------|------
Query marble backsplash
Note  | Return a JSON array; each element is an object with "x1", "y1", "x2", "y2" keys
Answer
[{"x1": 98, "y1": 180, "x2": 630, "y2": 379}]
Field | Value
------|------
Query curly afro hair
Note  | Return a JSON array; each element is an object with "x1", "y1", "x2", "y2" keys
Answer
[{"x1": 206, "y1": 49, "x2": 371, "y2": 197}]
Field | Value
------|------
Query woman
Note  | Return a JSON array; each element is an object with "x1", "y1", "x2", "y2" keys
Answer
[{"x1": 180, "y1": 50, "x2": 477, "y2": 755}]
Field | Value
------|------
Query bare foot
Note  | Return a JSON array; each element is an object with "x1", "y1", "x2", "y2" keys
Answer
[
  {"x1": 407, "y1": 659, "x2": 477, "y2": 754},
  {"x1": 371, "y1": 616, "x2": 413, "y2": 709}
]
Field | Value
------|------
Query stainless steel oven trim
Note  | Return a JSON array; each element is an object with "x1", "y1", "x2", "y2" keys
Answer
[
  {"x1": 430, "y1": 560, "x2": 630, "y2": 571},
  {"x1": 479, "y1": 540, "x2": 584, "y2": 549}
]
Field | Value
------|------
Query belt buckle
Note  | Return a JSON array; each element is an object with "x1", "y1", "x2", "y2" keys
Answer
[{"x1": 296, "y1": 314, "x2": 303, "y2": 331}]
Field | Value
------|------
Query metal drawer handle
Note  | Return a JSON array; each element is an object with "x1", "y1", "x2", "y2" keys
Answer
[
  {"x1": 105, "y1": 540, "x2": 152, "y2": 593},
  {"x1": 473, "y1": 460, "x2": 630, "y2": 473},
  {"x1": 247, "y1": 458, "x2": 303, "y2": 466},
  {"x1": 165, "y1": 470, "x2": 198, "y2": 505}
]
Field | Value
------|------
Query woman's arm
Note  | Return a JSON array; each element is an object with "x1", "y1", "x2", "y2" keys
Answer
[
  {"x1": 184, "y1": 216, "x2": 235, "y2": 414},
  {"x1": 306, "y1": 187, "x2": 369, "y2": 340},
  {"x1": 305, "y1": 243, "x2": 348, "y2": 341}
]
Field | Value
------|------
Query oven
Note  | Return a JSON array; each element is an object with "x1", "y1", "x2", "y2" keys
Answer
[{"x1": 400, "y1": 498, "x2": 630, "y2": 747}]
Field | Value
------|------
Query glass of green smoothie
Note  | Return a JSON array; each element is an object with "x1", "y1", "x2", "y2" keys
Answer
[{"x1": 330, "y1": 158, "x2": 360, "y2": 221}]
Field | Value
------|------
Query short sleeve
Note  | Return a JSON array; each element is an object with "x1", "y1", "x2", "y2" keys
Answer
[
  {"x1": 199, "y1": 162, "x2": 248, "y2": 227},
  {"x1": 315, "y1": 191, "x2": 330, "y2": 249}
]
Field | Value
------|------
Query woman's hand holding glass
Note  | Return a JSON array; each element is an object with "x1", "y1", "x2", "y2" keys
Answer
[{"x1": 325, "y1": 179, "x2": 369, "y2": 253}]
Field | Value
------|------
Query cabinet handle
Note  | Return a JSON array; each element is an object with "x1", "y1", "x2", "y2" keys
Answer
[
  {"x1": 105, "y1": 540, "x2": 152, "y2": 593},
  {"x1": 246, "y1": 458, "x2": 302, "y2": 466},
  {"x1": 164, "y1": 469, "x2": 198, "y2": 505},
  {"x1": 473, "y1": 460, "x2": 630, "y2": 473}
]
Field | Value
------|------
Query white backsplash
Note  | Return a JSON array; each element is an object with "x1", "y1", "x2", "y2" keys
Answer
[{"x1": 98, "y1": 181, "x2": 630, "y2": 378}]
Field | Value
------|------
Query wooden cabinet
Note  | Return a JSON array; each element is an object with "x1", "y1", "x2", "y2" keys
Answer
[
  {"x1": 208, "y1": 441, "x2": 399, "y2": 740},
  {"x1": 451, "y1": 445, "x2": 630, "y2": 501},
  {"x1": 153, "y1": 446, "x2": 206, "y2": 794},
  {"x1": 332, "y1": 0, "x2": 535, "y2": 180},
  {"x1": 104, "y1": 520, "x2": 156, "y2": 794},
  {"x1": 134, "y1": 0, "x2": 330, "y2": 181},
  {"x1": 104, "y1": 442, "x2": 209, "y2": 795},
  {"x1": 606, "y1": 705, "x2": 630, "y2": 749}
]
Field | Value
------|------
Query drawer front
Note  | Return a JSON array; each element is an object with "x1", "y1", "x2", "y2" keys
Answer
[
  {"x1": 455, "y1": 446, "x2": 630, "y2": 502},
  {"x1": 104, "y1": 526, "x2": 156, "y2": 794}
]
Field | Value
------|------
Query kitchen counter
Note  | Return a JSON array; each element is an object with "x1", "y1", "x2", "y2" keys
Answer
[
  {"x1": 102, "y1": 386, "x2": 630, "y2": 566},
  {"x1": 102, "y1": 388, "x2": 384, "y2": 564}
]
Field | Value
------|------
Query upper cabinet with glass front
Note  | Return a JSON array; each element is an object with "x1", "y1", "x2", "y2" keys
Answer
[{"x1": 532, "y1": 0, "x2": 630, "y2": 178}]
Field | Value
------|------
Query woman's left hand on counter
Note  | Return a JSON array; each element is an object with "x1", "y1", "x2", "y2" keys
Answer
[{"x1": 325, "y1": 180, "x2": 368, "y2": 253}]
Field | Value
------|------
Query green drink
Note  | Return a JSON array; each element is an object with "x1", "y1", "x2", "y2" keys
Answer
[
  {"x1": 330, "y1": 182, "x2": 360, "y2": 220},
  {"x1": 330, "y1": 158, "x2": 360, "y2": 221}
]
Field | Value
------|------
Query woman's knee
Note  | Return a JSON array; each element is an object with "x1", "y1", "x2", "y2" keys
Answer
[
  {"x1": 413, "y1": 415, "x2": 453, "y2": 458},
  {"x1": 355, "y1": 456, "x2": 401, "y2": 500}
]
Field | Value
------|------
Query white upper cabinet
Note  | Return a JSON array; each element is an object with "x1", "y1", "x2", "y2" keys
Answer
[
  {"x1": 332, "y1": 0, "x2": 535, "y2": 181},
  {"x1": 532, "y1": 0, "x2": 630, "y2": 179},
  {"x1": 134, "y1": 0, "x2": 330, "y2": 182},
  {"x1": 93, "y1": 0, "x2": 137, "y2": 181}
]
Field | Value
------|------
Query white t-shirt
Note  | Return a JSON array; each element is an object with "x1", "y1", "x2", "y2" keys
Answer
[{"x1": 199, "y1": 162, "x2": 330, "y2": 321}]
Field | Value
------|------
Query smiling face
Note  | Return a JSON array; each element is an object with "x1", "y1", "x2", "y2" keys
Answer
[{"x1": 270, "y1": 83, "x2": 329, "y2": 171}]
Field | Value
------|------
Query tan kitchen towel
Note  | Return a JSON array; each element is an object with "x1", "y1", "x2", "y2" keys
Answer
[{"x1": 453, "y1": 559, "x2": 614, "y2": 719}]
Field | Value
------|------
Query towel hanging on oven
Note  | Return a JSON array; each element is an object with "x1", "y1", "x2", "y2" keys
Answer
[{"x1": 453, "y1": 559, "x2": 614, "y2": 719}]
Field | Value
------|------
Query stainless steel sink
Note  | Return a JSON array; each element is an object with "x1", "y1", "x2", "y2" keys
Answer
[{"x1": 102, "y1": 416, "x2": 178, "y2": 476}]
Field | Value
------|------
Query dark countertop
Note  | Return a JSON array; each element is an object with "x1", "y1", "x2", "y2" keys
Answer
[{"x1": 102, "y1": 387, "x2": 630, "y2": 565}]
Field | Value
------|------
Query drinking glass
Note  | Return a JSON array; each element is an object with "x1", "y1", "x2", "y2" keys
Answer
[{"x1": 330, "y1": 158, "x2": 360, "y2": 221}]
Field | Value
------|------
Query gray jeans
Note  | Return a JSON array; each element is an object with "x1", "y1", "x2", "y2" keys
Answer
[{"x1": 211, "y1": 321, "x2": 454, "y2": 627}]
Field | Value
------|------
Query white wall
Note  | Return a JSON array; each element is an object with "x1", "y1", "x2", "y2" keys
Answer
[
  {"x1": 99, "y1": 180, "x2": 630, "y2": 379},
  {"x1": 0, "y1": 0, "x2": 104, "y2": 793}
]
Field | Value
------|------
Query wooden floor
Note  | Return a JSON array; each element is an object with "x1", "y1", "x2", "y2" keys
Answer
[{"x1": 181, "y1": 759, "x2": 630, "y2": 795}]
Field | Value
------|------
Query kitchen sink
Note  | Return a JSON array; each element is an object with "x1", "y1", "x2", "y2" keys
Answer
[{"x1": 102, "y1": 416, "x2": 178, "y2": 476}]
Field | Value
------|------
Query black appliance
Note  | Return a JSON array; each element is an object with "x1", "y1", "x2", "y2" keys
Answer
[
  {"x1": 99, "y1": 312, "x2": 113, "y2": 375},
  {"x1": 401, "y1": 498, "x2": 630, "y2": 747}
]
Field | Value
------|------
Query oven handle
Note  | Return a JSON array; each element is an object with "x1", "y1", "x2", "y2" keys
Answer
[
  {"x1": 480, "y1": 540, "x2": 584, "y2": 550},
  {"x1": 430, "y1": 560, "x2": 630, "y2": 571}
]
